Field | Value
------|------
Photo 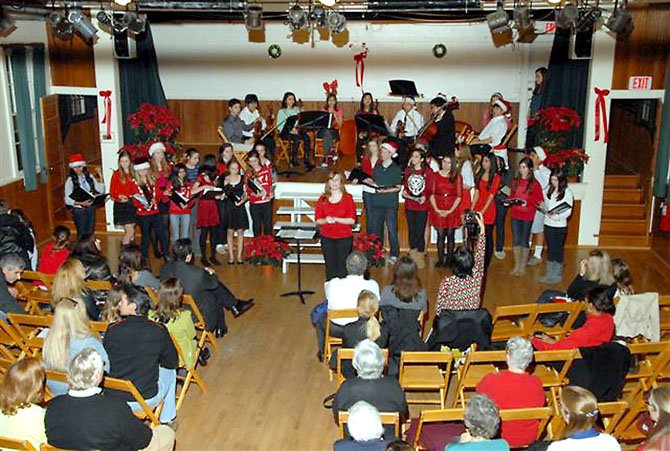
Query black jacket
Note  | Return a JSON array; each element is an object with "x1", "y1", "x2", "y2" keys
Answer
[
  {"x1": 0, "y1": 272, "x2": 24, "y2": 315},
  {"x1": 429, "y1": 111, "x2": 456, "y2": 158},
  {"x1": 567, "y1": 342, "x2": 631, "y2": 402},
  {"x1": 74, "y1": 254, "x2": 113, "y2": 281},
  {"x1": 566, "y1": 275, "x2": 616, "y2": 301},
  {"x1": 45, "y1": 392, "x2": 152, "y2": 451},
  {"x1": 427, "y1": 308, "x2": 492, "y2": 351},
  {"x1": 103, "y1": 315, "x2": 178, "y2": 401},
  {"x1": 0, "y1": 214, "x2": 32, "y2": 269}
]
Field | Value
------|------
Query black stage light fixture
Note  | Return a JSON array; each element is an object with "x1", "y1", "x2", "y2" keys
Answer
[
  {"x1": 556, "y1": 3, "x2": 579, "y2": 29},
  {"x1": 121, "y1": 12, "x2": 146, "y2": 34},
  {"x1": 96, "y1": 10, "x2": 112, "y2": 27},
  {"x1": 67, "y1": 9, "x2": 98, "y2": 42},
  {"x1": 0, "y1": 7, "x2": 16, "y2": 36},
  {"x1": 514, "y1": 3, "x2": 536, "y2": 43},
  {"x1": 486, "y1": 5, "x2": 513, "y2": 47},
  {"x1": 246, "y1": 5, "x2": 263, "y2": 30},
  {"x1": 288, "y1": 4, "x2": 308, "y2": 30},
  {"x1": 606, "y1": 8, "x2": 633, "y2": 37},
  {"x1": 576, "y1": 6, "x2": 602, "y2": 32},
  {"x1": 310, "y1": 5, "x2": 327, "y2": 28},
  {"x1": 327, "y1": 11, "x2": 346, "y2": 34}
]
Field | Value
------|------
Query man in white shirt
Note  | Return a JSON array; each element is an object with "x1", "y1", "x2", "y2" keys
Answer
[
  {"x1": 240, "y1": 94, "x2": 275, "y2": 154},
  {"x1": 470, "y1": 100, "x2": 509, "y2": 156},
  {"x1": 528, "y1": 146, "x2": 552, "y2": 266},
  {"x1": 391, "y1": 96, "x2": 424, "y2": 140},
  {"x1": 315, "y1": 251, "x2": 380, "y2": 361}
]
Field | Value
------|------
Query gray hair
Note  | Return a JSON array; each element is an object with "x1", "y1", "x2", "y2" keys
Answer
[
  {"x1": 506, "y1": 336, "x2": 534, "y2": 371},
  {"x1": 352, "y1": 339, "x2": 384, "y2": 380},
  {"x1": 68, "y1": 347, "x2": 104, "y2": 391},
  {"x1": 348, "y1": 401, "x2": 384, "y2": 442},
  {"x1": 464, "y1": 394, "x2": 500, "y2": 439},
  {"x1": 346, "y1": 251, "x2": 368, "y2": 276},
  {"x1": 0, "y1": 253, "x2": 25, "y2": 271}
]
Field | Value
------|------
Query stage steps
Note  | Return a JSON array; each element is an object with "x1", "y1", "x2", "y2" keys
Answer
[
  {"x1": 282, "y1": 253, "x2": 326, "y2": 273},
  {"x1": 599, "y1": 174, "x2": 650, "y2": 248}
]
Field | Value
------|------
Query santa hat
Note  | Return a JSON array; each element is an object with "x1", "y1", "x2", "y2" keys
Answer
[
  {"x1": 533, "y1": 146, "x2": 547, "y2": 162},
  {"x1": 68, "y1": 154, "x2": 86, "y2": 169},
  {"x1": 415, "y1": 137, "x2": 430, "y2": 149},
  {"x1": 133, "y1": 157, "x2": 151, "y2": 172},
  {"x1": 148, "y1": 142, "x2": 166, "y2": 157},
  {"x1": 492, "y1": 99, "x2": 508, "y2": 113},
  {"x1": 381, "y1": 141, "x2": 399, "y2": 157}
]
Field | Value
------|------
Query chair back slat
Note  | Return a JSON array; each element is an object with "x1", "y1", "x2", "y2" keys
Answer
[
  {"x1": 338, "y1": 411, "x2": 399, "y2": 439},
  {"x1": 0, "y1": 437, "x2": 38, "y2": 451}
]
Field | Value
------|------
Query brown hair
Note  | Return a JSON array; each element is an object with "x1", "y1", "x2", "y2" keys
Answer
[
  {"x1": 612, "y1": 258, "x2": 634, "y2": 296},
  {"x1": 391, "y1": 256, "x2": 421, "y2": 303},
  {"x1": 440, "y1": 155, "x2": 459, "y2": 183},
  {"x1": 560, "y1": 386, "x2": 600, "y2": 439},
  {"x1": 0, "y1": 358, "x2": 45, "y2": 415},
  {"x1": 101, "y1": 283, "x2": 124, "y2": 323},
  {"x1": 117, "y1": 149, "x2": 135, "y2": 184},
  {"x1": 357, "y1": 290, "x2": 381, "y2": 341},
  {"x1": 647, "y1": 387, "x2": 670, "y2": 447},
  {"x1": 321, "y1": 170, "x2": 348, "y2": 200},
  {"x1": 154, "y1": 278, "x2": 185, "y2": 324}
]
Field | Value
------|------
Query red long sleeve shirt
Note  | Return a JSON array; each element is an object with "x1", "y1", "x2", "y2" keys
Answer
[
  {"x1": 246, "y1": 166, "x2": 273, "y2": 205},
  {"x1": 532, "y1": 313, "x2": 614, "y2": 351},
  {"x1": 510, "y1": 178, "x2": 544, "y2": 221},
  {"x1": 315, "y1": 193, "x2": 356, "y2": 239},
  {"x1": 131, "y1": 181, "x2": 164, "y2": 216},
  {"x1": 109, "y1": 170, "x2": 136, "y2": 202}
]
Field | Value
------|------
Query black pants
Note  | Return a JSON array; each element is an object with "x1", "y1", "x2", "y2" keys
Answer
[
  {"x1": 484, "y1": 224, "x2": 494, "y2": 269},
  {"x1": 494, "y1": 197, "x2": 508, "y2": 252},
  {"x1": 216, "y1": 201, "x2": 228, "y2": 246},
  {"x1": 137, "y1": 214, "x2": 169, "y2": 259},
  {"x1": 199, "y1": 226, "x2": 218, "y2": 256},
  {"x1": 321, "y1": 236, "x2": 353, "y2": 281},
  {"x1": 282, "y1": 130, "x2": 311, "y2": 163},
  {"x1": 405, "y1": 209, "x2": 428, "y2": 252},
  {"x1": 315, "y1": 316, "x2": 345, "y2": 355},
  {"x1": 436, "y1": 228, "x2": 455, "y2": 264},
  {"x1": 250, "y1": 202, "x2": 273, "y2": 236},
  {"x1": 72, "y1": 207, "x2": 96, "y2": 238},
  {"x1": 545, "y1": 225, "x2": 567, "y2": 263},
  {"x1": 151, "y1": 213, "x2": 170, "y2": 255},
  {"x1": 198, "y1": 282, "x2": 240, "y2": 333}
]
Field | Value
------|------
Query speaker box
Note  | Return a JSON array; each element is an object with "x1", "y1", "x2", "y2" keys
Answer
[
  {"x1": 569, "y1": 27, "x2": 594, "y2": 59},
  {"x1": 113, "y1": 29, "x2": 136, "y2": 59}
]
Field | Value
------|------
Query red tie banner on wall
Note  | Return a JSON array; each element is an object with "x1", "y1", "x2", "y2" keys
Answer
[
  {"x1": 99, "y1": 90, "x2": 112, "y2": 140},
  {"x1": 594, "y1": 87, "x2": 610, "y2": 143}
]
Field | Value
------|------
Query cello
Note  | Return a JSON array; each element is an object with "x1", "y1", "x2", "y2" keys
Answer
[{"x1": 418, "y1": 96, "x2": 460, "y2": 141}]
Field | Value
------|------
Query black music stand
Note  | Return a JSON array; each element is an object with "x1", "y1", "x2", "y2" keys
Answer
[
  {"x1": 297, "y1": 111, "x2": 333, "y2": 158},
  {"x1": 355, "y1": 113, "x2": 388, "y2": 135},
  {"x1": 277, "y1": 115, "x2": 303, "y2": 178},
  {"x1": 278, "y1": 227, "x2": 316, "y2": 304}
]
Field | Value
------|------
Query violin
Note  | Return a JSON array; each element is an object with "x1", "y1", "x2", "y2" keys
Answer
[
  {"x1": 418, "y1": 96, "x2": 460, "y2": 141},
  {"x1": 396, "y1": 119, "x2": 406, "y2": 139},
  {"x1": 254, "y1": 107, "x2": 274, "y2": 142}
]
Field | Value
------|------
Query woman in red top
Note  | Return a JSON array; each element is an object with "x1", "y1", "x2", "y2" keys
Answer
[
  {"x1": 508, "y1": 157, "x2": 543, "y2": 276},
  {"x1": 402, "y1": 149, "x2": 431, "y2": 269},
  {"x1": 149, "y1": 142, "x2": 172, "y2": 256},
  {"x1": 166, "y1": 163, "x2": 193, "y2": 243},
  {"x1": 357, "y1": 139, "x2": 380, "y2": 235},
  {"x1": 109, "y1": 150, "x2": 136, "y2": 245},
  {"x1": 38, "y1": 226, "x2": 71, "y2": 276},
  {"x1": 217, "y1": 143, "x2": 234, "y2": 176},
  {"x1": 429, "y1": 155, "x2": 462, "y2": 268},
  {"x1": 473, "y1": 153, "x2": 501, "y2": 269},
  {"x1": 192, "y1": 155, "x2": 223, "y2": 267},
  {"x1": 315, "y1": 170, "x2": 356, "y2": 281},
  {"x1": 131, "y1": 158, "x2": 169, "y2": 260},
  {"x1": 245, "y1": 150, "x2": 274, "y2": 237},
  {"x1": 319, "y1": 93, "x2": 344, "y2": 167},
  {"x1": 532, "y1": 286, "x2": 614, "y2": 351}
]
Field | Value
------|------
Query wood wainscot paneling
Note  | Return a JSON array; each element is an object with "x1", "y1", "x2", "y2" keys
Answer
[
  {"x1": 47, "y1": 23, "x2": 96, "y2": 87},
  {"x1": 0, "y1": 179, "x2": 51, "y2": 243},
  {"x1": 612, "y1": 5, "x2": 670, "y2": 90}
]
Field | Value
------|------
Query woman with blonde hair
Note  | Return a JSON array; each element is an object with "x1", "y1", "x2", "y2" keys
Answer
[
  {"x1": 43, "y1": 298, "x2": 109, "y2": 396},
  {"x1": 640, "y1": 386, "x2": 670, "y2": 450},
  {"x1": 547, "y1": 386, "x2": 619, "y2": 450},
  {"x1": 0, "y1": 357, "x2": 47, "y2": 448},
  {"x1": 315, "y1": 170, "x2": 356, "y2": 281},
  {"x1": 566, "y1": 249, "x2": 616, "y2": 301},
  {"x1": 52, "y1": 258, "x2": 99, "y2": 320}
]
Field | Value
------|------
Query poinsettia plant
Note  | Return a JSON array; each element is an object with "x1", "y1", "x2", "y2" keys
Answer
[
  {"x1": 353, "y1": 234, "x2": 385, "y2": 267},
  {"x1": 245, "y1": 235, "x2": 291, "y2": 266},
  {"x1": 528, "y1": 106, "x2": 589, "y2": 178},
  {"x1": 122, "y1": 103, "x2": 181, "y2": 160}
]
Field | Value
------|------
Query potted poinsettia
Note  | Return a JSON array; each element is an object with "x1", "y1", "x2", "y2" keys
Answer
[
  {"x1": 122, "y1": 103, "x2": 181, "y2": 160},
  {"x1": 245, "y1": 235, "x2": 291, "y2": 274},
  {"x1": 353, "y1": 234, "x2": 386, "y2": 267}
]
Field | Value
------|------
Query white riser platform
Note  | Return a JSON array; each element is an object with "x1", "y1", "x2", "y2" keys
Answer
[{"x1": 282, "y1": 253, "x2": 325, "y2": 273}]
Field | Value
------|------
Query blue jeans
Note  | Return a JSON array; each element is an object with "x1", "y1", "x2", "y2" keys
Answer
[
  {"x1": 511, "y1": 218, "x2": 533, "y2": 248},
  {"x1": 494, "y1": 197, "x2": 508, "y2": 252},
  {"x1": 128, "y1": 367, "x2": 177, "y2": 423},
  {"x1": 371, "y1": 204, "x2": 399, "y2": 258},
  {"x1": 169, "y1": 214, "x2": 190, "y2": 243},
  {"x1": 72, "y1": 207, "x2": 96, "y2": 238}
]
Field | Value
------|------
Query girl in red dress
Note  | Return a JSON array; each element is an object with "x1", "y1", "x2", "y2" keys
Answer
[
  {"x1": 109, "y1": 150, "x2": 136, "y2": 245},
  {"x1": 192, "y1": 154, "x2": 223, "y2": 267},
  {"x1": 402, "y1": 149, "x2": 432, "y2": 268},
  {"x1": 430, "y1": 155, "x2": 462, "y2": 268},
  {"x1": 473, "y1": 153, "x2": 501, "y2": 269}
]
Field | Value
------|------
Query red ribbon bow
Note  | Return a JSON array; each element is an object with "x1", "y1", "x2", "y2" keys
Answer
[
  {"x1": 99, "y1": 90, "x2": 112, "y2": 140},
  {"x1": 354, "y1": 48, "x2": 368, "y2": 92},
  {"x1": 594, "y1": 87, "x2": 610, "y2": 143},
  {"x1": 322, "y1": 80, "x2": 338, "y2": 95}
]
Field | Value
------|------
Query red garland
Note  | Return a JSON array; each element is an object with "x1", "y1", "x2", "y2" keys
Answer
[
  {"x1": 354, "y1": 48, "x2": 368, "y2": 92},
  {"x1": 99, "y1": 90, "x2": 112, "y2": 140},
  {"x1": 594, "y1": 87, "x2": 610, "y2": 143}
]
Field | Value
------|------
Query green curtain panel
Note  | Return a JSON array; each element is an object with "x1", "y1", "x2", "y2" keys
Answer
[
  {"x1": 8, "y1": 47, "x2": 39, "y2": 191},
  {"x1": 653, "y1": 69, "x2": 670, "y2": 198},
  {"x1": 31, "y1": 46, "x2": 48, "y2": 183}
]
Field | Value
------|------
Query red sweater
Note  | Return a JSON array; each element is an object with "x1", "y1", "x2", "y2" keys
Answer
[
  {"x1": 477, "y1": 371, "x2": 546, "y2": 447},
  {"x1": 38, "y1": 242, "x2": 69, "y2": 275},
  {"x1": 403, "y1": 167, "x2": 432, "y2": 212},
  {"x1": 246, "y1": 166, "x2": 273, "y2": 204},
  {"x1": 109, "y1": 170, "x2": 136, "y2": 202},
  {"x1": 532, "y1": 313, "x2": 614, "y2": 351},
  {"x1": 510, "y1": 178, "x2": 544, "y2": 221},
  {"x1": 131, "y1": 181, "x2": 165, "y2": 216},
  {"x1": 315, "y1": 193, "x2": 356, "y2": 239},
  {"x1": 167, "y1": 182, "x2": 193, "y2": 215}
]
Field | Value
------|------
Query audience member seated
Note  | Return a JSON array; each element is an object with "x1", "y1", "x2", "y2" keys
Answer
[
  {"x1": 9, "y1": 209, "x2": 38, "y2": 271},
  {"x1": 435, "y1": 212, "x2": 486, "y2": 315},
  {"x1": 612, "y1": 258, "x2": 634, "y2": 299},
  {"x1": 334, "y1": 401, "x2": 393, "y2": 451},
  {"x1": 0, "y1": 357, "x2": 47, "y2": 448},
  {"x1": 100, "y1": 282, "x2": 124, "y2": 323},
  {"x1": 380, "y1": 256, "x2": 428, "y2": 315},
  {"x1": 150, "y1": 278, "x2": 207, "y2": 368},
  {"x1": 476, "y1": 337, "x2": 545, "y2": 447},
  {"x1": 160, "y1": 239, "x2": 254, "y2": 337},
  {"x1": 70, "y1": 233, "x2": 112, "y2": 281},
  {"x1": 546, "y1": 386, "x2": 620, "y2": 450},
  {"x1": 117, "y1": 243, "x2": 160, "y2": 290},
  {"x1": 316, "y1": 251, "x2": 380, "y2": 361},
  {"x1": 43, "y1": 297, "x2": 110, "y2": 396},
  {"x1": 638, "y1": 386, "x2": 670, "y2": 450},
  {"x1": 338, "y1": 290, "x2": 390, "y2": 379},
  {"x1": 0, "y1": 199, "x2": 34, "y2": 270},
  {"x1": 445, "y1": 394, "x2": 509, "y2": 450},
  {"x1": 0, "y1": 253, "x2": 26, "y2": 318},
  {"x1": 45, "y1": 348, "x2": 175, "y2": 451},
  {"x1": 37, "y1": 225, "x2": 71, "y2": 276},
  {"x1": 103, "y1": 282, "x2": 178, "y2": 424},
  {"x1": 532, "y1": 286, "x2": 614, "y2": 351},
  {"x1": 51, "y1": 258, "x2": 101, "y2": 320},
  {"x1": 333, "y1": 340, "x2": 408, "y2": 439}
]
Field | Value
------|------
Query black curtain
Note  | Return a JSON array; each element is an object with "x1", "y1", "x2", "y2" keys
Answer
[
  {"x1": 539, "y1": 28, "x2": 590, "y2": 149},
  {"x1": 118, "y1": 23, "x2": 167, "y2": 145}
]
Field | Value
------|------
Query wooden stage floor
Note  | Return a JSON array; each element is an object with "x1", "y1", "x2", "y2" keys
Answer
[{"x1": 100, "y1": 235, "x2": 670, "y2": 450}]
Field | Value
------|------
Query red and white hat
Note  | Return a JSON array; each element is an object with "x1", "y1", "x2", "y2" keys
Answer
[
  {"x1": 381, "y1": 141, "x2": 399, "y2": 157},
  {"x1": 533, "y1": 146, "x2": 547, "y2": 161},
  {"x1": 492, "y1": 99, "x2": 508, "y2": 113},
  {"x1": 133, "y1": 157, "x2": 151, "y2": 171},
  {"x1": 68, "y1": 154, "x2": 87, "y2": 168},
  {"x1": 148, "y1": 142, "x2": 166, "y2": 157}
]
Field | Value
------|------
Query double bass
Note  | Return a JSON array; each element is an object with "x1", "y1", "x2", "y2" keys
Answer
[{"x1": 418, "y1": 96, "x2": 460, "y2": 141}]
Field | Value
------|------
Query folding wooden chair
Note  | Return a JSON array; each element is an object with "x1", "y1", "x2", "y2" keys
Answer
[
  {"x1": 0, "y1": 318, "x2": 29, "y2": 361},
  {"x1": 182, "y1": 294, "x2": 219, "y2": 353},
  {"x1": 103, "y1": 376, "x2": 163, "y2": 426},
  {"x1": 532, "y1": 349, "x2": 581, "y2": 407},
  {"x1": 490, "y1": 304, "x2": 539, "y2": 341},
  {"x1": 548, "y1": 398, "x2": 628, "y2": 439},
  {"x1": 337, "y1": 411, "x2": 400, "y2": 439},
  {"x1": 274, "y1": 136, "x2": 293, "y2": 167},
  {"x1": 335, "y1": 347, "x2": 389, "y2": 387},
  {"x1": 0, "y1": 437, "x2": 37, "y2": 451},
  {"x1": 623, "y1": 341, "x2": 670, "y2": 399},
  {"x1": 15, "y1": 270, "x2": 52, "y2": 315},
  {"x1": 399, "y1": 351, "x2": 453, "y2": 409},
  {"x1": 412, "y1": 408, "x2": 465, "y2": 449},
  {"x1": 85, "y1": 280, "x2": 112, "y2": 291},
  {"x1": 659, "y1": 295, "x2": 670, "y2": 339},
  {"x1": 452, "y1": 346, "x2": 507, "y2": 408},
  {"x1": 7, "y1": 313, "x2": 53, "y2": 357},
  {"x1": 40, "y1": 444, "x2": 68, "y2": 451},
  {"x1": 169, "y1": 333, "x2": 207, "y2": 411},
  {"x1": 323, "y1": 308, "x2": 359, "y2": 372},
  {"x1": 532, "y1": 301, "x2": 587, "y2": 339}
]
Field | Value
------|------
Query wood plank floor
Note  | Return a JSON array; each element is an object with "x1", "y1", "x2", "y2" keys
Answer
[{"x1": 99, "y1": 234, "x2": 670, "y2": 450}]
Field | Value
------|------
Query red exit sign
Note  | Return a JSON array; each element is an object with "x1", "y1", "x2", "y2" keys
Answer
[
  {"x1": 629, "y1": 76, "x2": 653, "y2": 90},
  {"x1": 544, "y1": 22, "x2": 556, "y2": 33}
]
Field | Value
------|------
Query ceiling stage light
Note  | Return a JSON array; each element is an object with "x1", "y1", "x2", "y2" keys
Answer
[
  {"x1": 327, "y1": 11, "x2": 346, "y2": 34},
  {"x1": 556, "y1": 3, "x2": 579, "y2": 28},
  {"x1": 288, "y1": 4, "x2": 308, "y2": 30},
  {"x1": 67, "y1": 9, "x2": 98, "y2": 42},
  {"x1": 246, "y1": 5, "x2": 263, "y2": 30},
  {"x1": 486, "y1": 7, "x2": 513, "y2": 47}
]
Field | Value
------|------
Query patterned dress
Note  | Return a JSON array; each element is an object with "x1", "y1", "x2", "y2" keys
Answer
[{"x1": 435, "y1": 232, "x2": 485, "y2": 314}]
